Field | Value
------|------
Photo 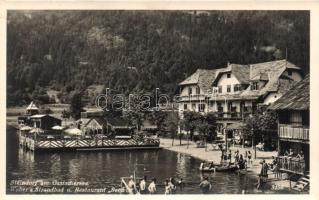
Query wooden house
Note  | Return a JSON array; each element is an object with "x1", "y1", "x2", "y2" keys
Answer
[{"x1": 268, "y1": 74, "x2": 309, "y2": 176}]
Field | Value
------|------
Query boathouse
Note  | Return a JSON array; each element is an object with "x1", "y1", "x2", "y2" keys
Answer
[
  {"x1": 268, "y1": 74, "x2": 309, "y2": 176},
  {"x1": 29, "y1": 114, "x2": 62, "y2": 130}
]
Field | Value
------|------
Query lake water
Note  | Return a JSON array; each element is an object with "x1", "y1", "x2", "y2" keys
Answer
[{"x1": 6, "y1": 126, "x2": 288, "y2": 194}]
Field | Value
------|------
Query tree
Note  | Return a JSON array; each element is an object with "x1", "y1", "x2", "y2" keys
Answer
[
  {"x1": 70, "y1": 91, "x2": 84, "y2": 120},
  {"x1": 195, "y1": 112, "x2": 217, "y2": 151},
  {"x1": 243, "y1": 107, "x2": 278, "y2": 150},
  {"x1": 164, "y1": 112, "x2": 179, "y2": 146}
]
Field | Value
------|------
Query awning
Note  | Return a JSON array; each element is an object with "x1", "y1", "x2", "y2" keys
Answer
[
  {"x1": 30, "y1": 128, "x2": 44, "y2": 134},
  {"x1": 64, "y1": 128, "x2": 82, "y2": 136},
  {"x1": 52, "y1": 125, "x2": 64, "y2": 130},
  {"x1": 226, "y1": 122, "x2": 246, "y2": 130},
  {"x1": 20, "y1": 126, "x2": 32, "y2": 131}
]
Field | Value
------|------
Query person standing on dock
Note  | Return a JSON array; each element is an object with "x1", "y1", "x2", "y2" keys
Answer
[
  {"x1": 139, "y1": 176, "x2": 147, "y2": 194},
  {"x1": 148, "y1": 178, "x2": 157, "y2": 194},
  {"x1": 199, "y1": 176, "x2": 212, "y2": 194}
]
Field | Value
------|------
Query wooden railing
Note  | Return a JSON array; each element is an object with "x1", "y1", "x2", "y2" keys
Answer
[
  {"x1": 19, "y1": 134, "x2": 160, "y2": 151},
  {"x1": 277, "y1": 156, "x2": 306, "y2": 175},
  {"x1": 279, "y1": 124, "x2": 309, "y2": 141}
]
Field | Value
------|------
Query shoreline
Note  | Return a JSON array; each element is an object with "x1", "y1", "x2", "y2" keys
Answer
[{"x1": 159, "y1": 138, "x2": 300, "y2": 193}]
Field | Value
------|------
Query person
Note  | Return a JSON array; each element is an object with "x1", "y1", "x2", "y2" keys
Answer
[
  {"x1": 178, "y1": 178, "x2": 185, "y2": 192},
  {"x1": 228, "y1": 150, "x2": 232, "y2": 163},
  {"x1": 209, "y1": 161, "x2": 215, "y2": 169},
  {"x1": 235, "y1": 150, "x2": 239, "y2": 163},
  {"x1": 168, "y1": 177, "x2": 177, "y2": 194},
  {"x1": 164, "y1": 179, "x2": 171, "y2": 195},
  {"x1": 139, "y1": 176, "x2": 147, "y2": 194},
  {"x1": 260, "y1": 159, "x2": 269, "y2": 178},
  {"x1": 256, "y1": 160, "x2": 268, "y2": 190},
  {"x1": 296, "y1": 150, "x2": 304, "y2": 160},
  {"x1": 269, "y1": 156, "x2": 277, "y2": 170},
  {"x1": 284, "y1": 148, "x2": 294, "y2": 157},
  {"x1": 247, "y1": 151, "x2": 252, "y2": 165},
  {"x1": 128, "y1": 175, "x2": 136, "y2": 193},
  {"x1": 199, "y1": 176, "x2": 212, "y2": 194},
  {"x1": 148, "y1": 178, "x2": 157, "y2": 194},
  {"x1": 238, "y1": 154, "x2": 245, "y2": 169}
]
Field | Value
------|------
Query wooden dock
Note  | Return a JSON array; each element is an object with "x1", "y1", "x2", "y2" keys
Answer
[{"x1": 19, "y1": 134, "x2": 160, "y2": 152}]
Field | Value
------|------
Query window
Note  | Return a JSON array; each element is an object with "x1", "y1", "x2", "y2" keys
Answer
[
  {"x1": 184, "y1": 104, "x2": 188, "y2": 110},
  {"x1": 288, "y1": 70, "x2": 292, "y2": 76},
  {"x1": 192, "y1": 103, "x2": 196, "y2": 110},
  {"x1": 234, "y1": 84, "x2": 242, "y2": 92},
  {"x1": 218, "y1": 86, "x2": 223, "y2": 93},
  {"x1": 188, "y1": 87, "x2": 192, "y2": 95},
  {"x1": 198, "y1": 104, "x2": 206, "y2": 112},
  {"x1": 227, "y1": 85, "x2": 231, "y2": 93},
  {"x1": 250, "y1": 82, "x2": 258, "y2": 90},
  {"x1": 227, "y1": 73, "x2": 231, "y2": 78},
  {"x1": 196, "y1": 87, "x2": 200, "y2": 95}
]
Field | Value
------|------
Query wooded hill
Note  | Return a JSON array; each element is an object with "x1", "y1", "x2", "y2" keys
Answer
[{"x1": 7, "y1": 11, "x2": 309, "y2": 106}]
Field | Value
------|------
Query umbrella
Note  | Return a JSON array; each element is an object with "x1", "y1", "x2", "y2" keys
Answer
[
  {"x1": 20, "y1": 126, "x2": 32, "y2": 131},
  {"x1": 64, "y1": 128, "x2": 82, "y2": 136},
  {"x1": 52, "y1": 125, "x2": 64, "y2": 130},
  {"x1": 30, "y1": 128, "x2": 44, "y2": 134}
]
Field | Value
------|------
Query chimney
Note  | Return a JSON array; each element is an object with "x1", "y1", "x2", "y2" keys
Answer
[
  {"x1": 249, "y1": 64, "x2": 252, "y2": 79},
  {"x1": 227, "y1": 61, "x2": 230, "y2": 68}
]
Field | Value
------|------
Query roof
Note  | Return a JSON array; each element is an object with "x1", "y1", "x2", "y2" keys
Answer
[
  {"x1": 30, "y1": 114, "x2": 46, "y2": 118},
  {"x1": 179, "y1": 69, "x2": 217, "y2": 93},
  {"x1": 240, "y1": 60, "x2": 301, "y2": 98},
  {"x1": 231, "y1": 64, "x2": 250, "y2": 84},
  {"x1": 213, "y1": 64, "x2": 250, "y2": 85},
  {"x1": 268, "y1": 74, "x2": 309, "y2": 111},
  {"x1": 26, "y1": 101, "x2": 39, "y2": 110}
]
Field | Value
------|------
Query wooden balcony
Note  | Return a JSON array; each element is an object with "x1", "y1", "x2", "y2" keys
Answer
[
  {"x1": 277, "y1": 156, "x2": 306, "y2": 175},
  {"x1": 279, "y1": 124, "x2": 309, "y2": 141},
  {"x1": 179, "y1": 95, "x2": 207, "y2": 102}
]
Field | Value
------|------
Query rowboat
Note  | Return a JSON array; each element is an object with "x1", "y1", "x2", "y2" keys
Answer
[{"x1": 199, "y1": 162, "x2": 238, "y2": 173}]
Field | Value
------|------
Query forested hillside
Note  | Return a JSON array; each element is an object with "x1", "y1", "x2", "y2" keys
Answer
[{"x1": 7, "y1": 10, "x2": 309, "y2": 106}]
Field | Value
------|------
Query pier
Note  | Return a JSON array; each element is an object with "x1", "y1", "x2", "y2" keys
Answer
[{"x1": 19, "y1": 133, "x2": 160, "y2": 152}]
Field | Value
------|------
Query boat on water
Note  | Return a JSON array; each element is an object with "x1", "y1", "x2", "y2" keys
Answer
[{"x1": 199, "y1": 162, "x2": 238, "y2": 173}]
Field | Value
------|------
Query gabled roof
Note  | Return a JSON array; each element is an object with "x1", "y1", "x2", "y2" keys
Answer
[
  {"x1": 212, "y1": 64, "x2": 250, "y2": 85},
  {"x1": 179, "y1": 69, "x2": 217, "y2": 93},
  {"x1": 268, "y1": 74, "x2": 309, "y2": 111},
  {"x1": 240, "y1": 60, "x2": 301, "y2": 98},
  {"x1": 26, "y1": 101, "x2": 39, "y2": 110}
]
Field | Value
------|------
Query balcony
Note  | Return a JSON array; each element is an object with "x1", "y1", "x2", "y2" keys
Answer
[
  {"x1": 279, "y1": 124, "x2": 309, "y2": 141},
  {"x1": 216, "y1": 112, "x2": 243, "y2": 120},
  {"x1": 179, "y1": 95, "x2": 207, "y2": 102},
  {"x1": 277, "y1": 156, "x2": 306, "y2": 175}
]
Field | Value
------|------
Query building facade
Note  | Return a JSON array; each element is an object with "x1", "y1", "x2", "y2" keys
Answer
[
  {"x1": 178, "y1": 60, "x2": 303, "y2": 135},
  {"x1": 268, "y1": 74, "x2": 309, "y2": 176}
]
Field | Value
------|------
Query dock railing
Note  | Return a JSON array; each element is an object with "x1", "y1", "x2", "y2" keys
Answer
[{"x1": 19, "y1": 133, "x2": 160, "y2": 150}]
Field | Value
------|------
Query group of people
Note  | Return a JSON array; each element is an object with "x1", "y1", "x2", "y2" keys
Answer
[
  {"x1": 126, "y1": 175, "x2": 184, "y2": 195},
  {"x1": 220, "y1": 149, "x2": 253, "y2": 169}
]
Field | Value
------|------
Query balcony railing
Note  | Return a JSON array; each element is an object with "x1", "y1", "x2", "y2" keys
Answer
[
  {"x1": 179, "y1": 95, "x2": 207, "y2": 101},
  {"x1": 279, "y1": 124, "x2": 309, "y2": 141},
  {"x1": 277, "y1": 156, "x2": 306, "y2": 175},
  {"x1": 216, "y1": 112, "x2": 243, "y2": 120}
]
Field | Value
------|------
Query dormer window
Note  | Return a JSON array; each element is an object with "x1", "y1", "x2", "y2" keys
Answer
[
  {"x1": 288, "y1": 70, "x2": 292, "y2": 76},
  {"x1": 234, "y1": 84, "x2": 242, "y2": 92},
  {"x1": 250, "y1": 82, "x2": 258, "y2": 90},
  {"x1": 227, "y1": 73, "x2": 231, "y2": 78}
]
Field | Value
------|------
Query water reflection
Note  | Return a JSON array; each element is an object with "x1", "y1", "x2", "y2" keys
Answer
[{"x1": 7, "y1": 127, "x2": 289, "y2": 194}]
